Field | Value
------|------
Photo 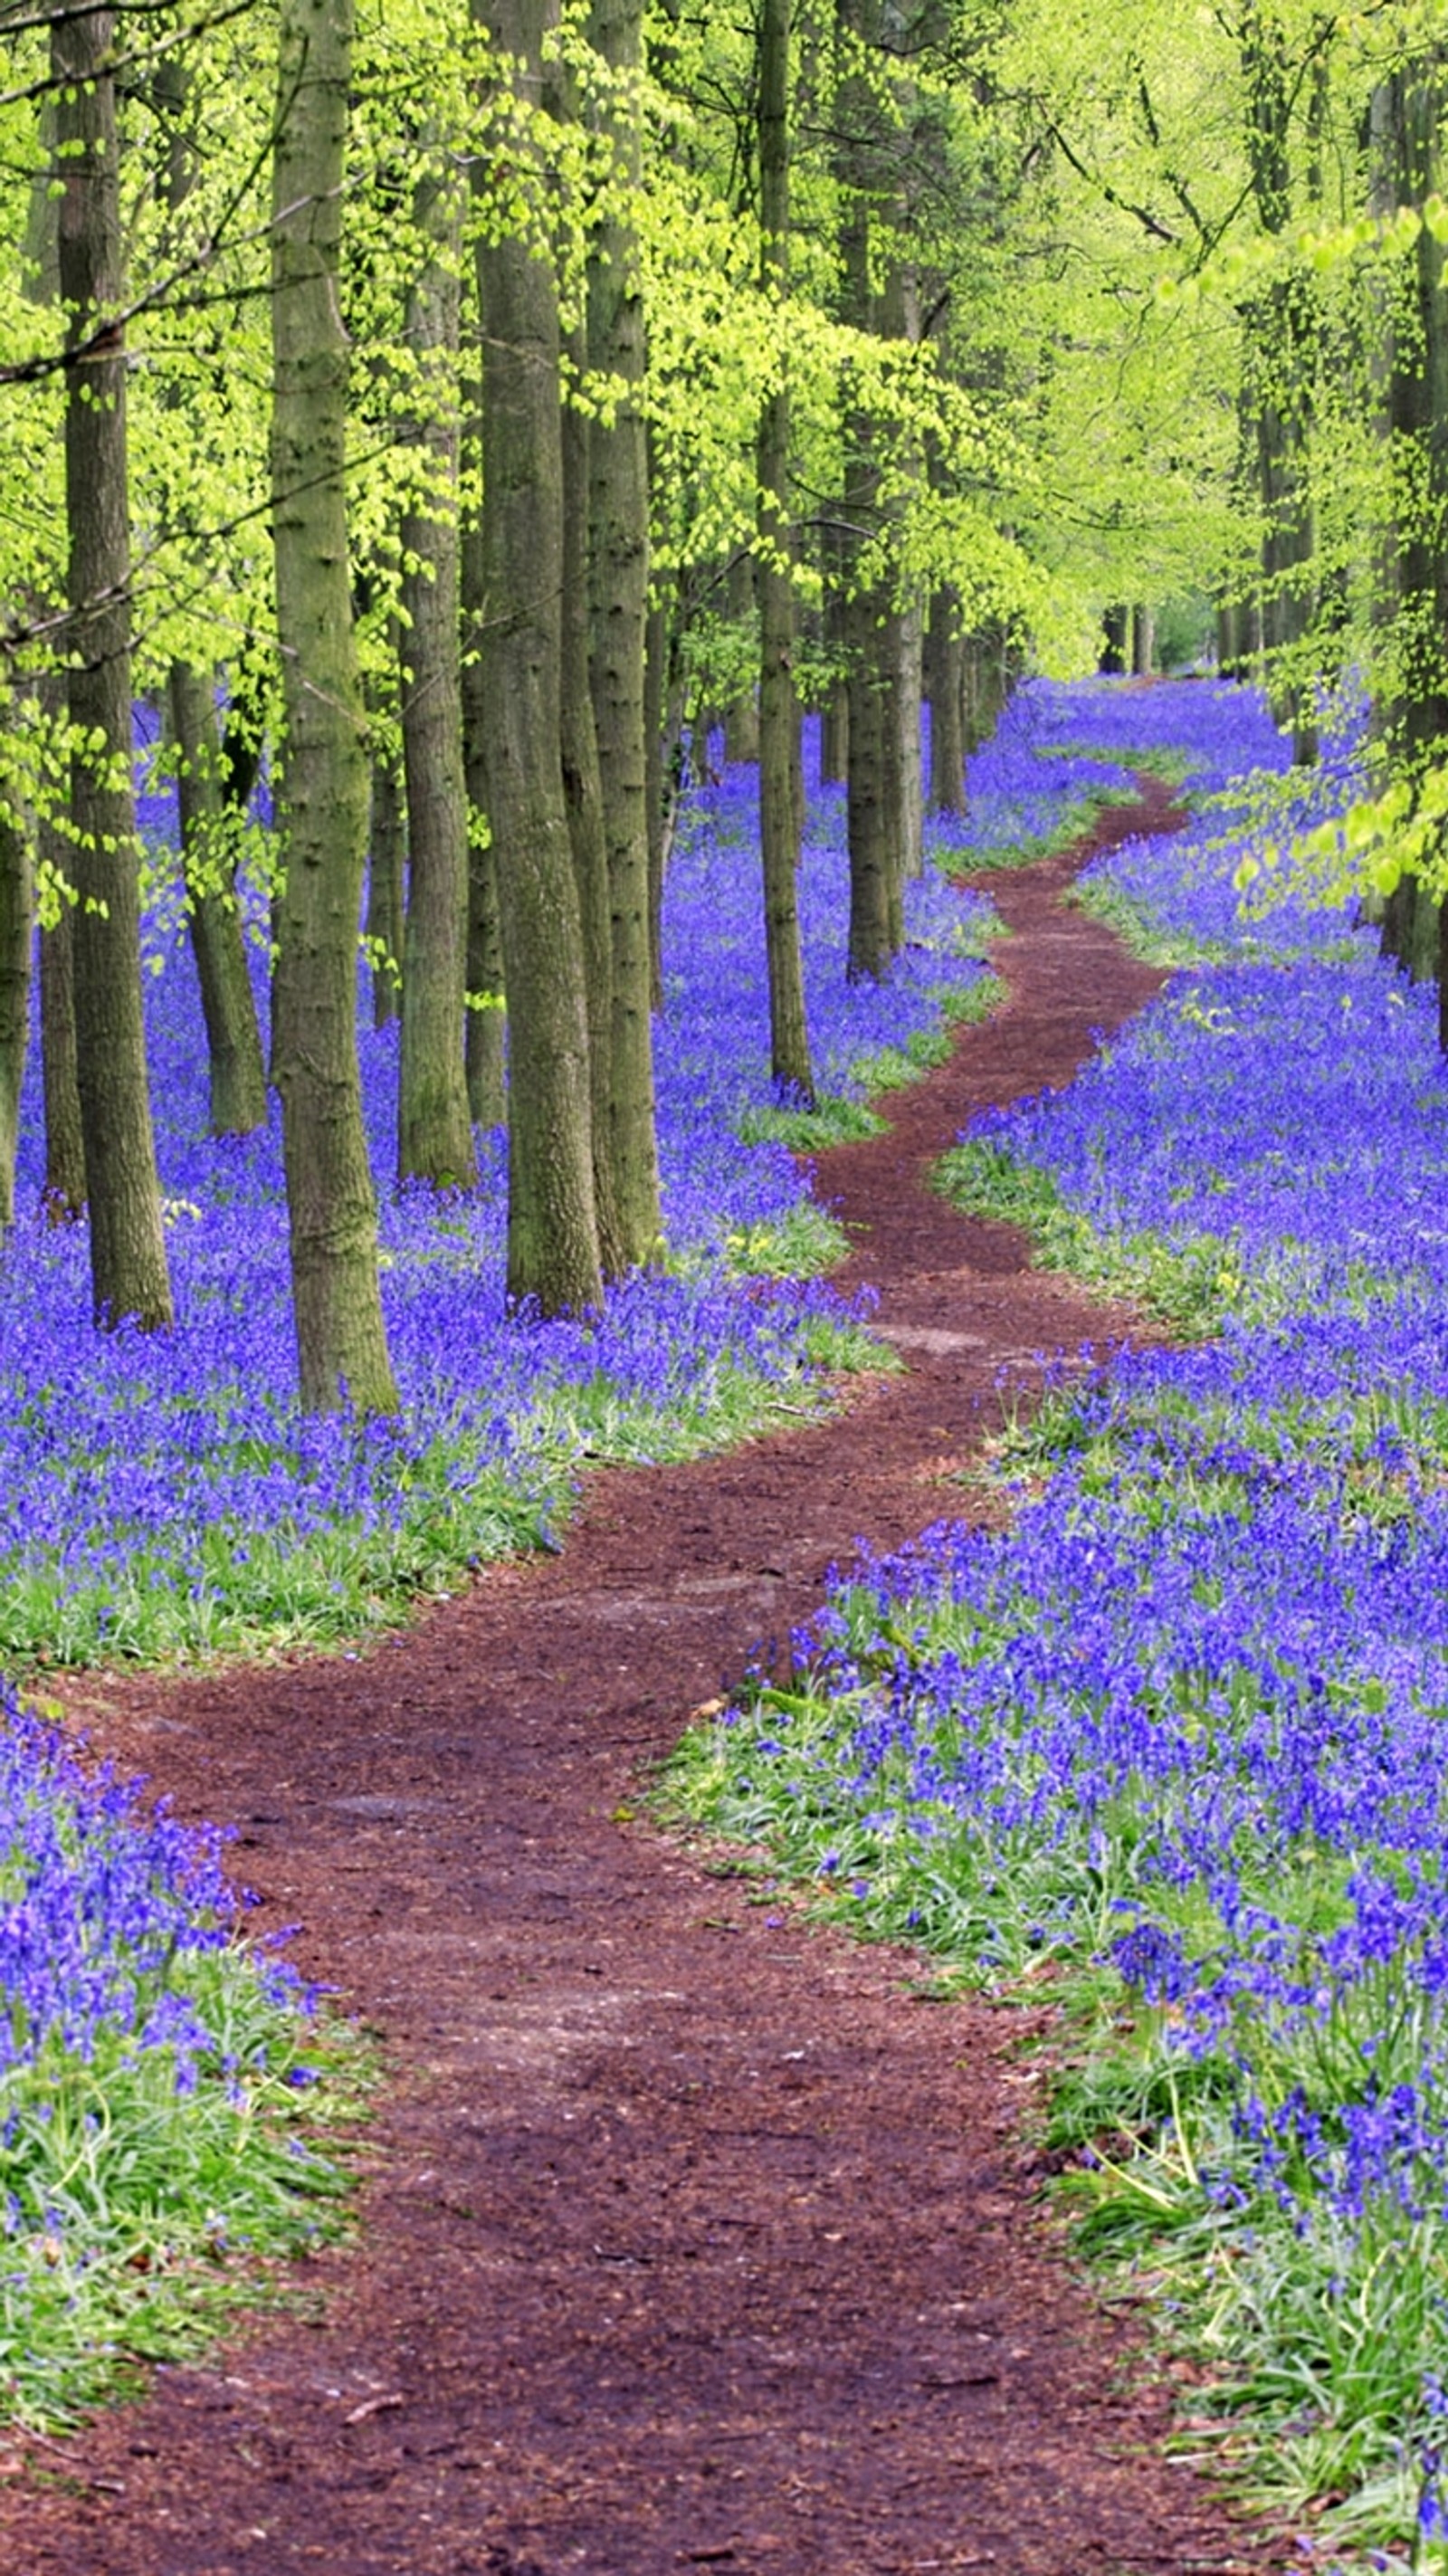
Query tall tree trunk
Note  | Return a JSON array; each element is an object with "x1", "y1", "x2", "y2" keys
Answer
[
  {"x1": 397, "y1": 170, "x2": 476, "y2": 1189},
  {"x1": 643, "y1": 577, "x2": 685, "y2": 1008},
  {"x1": 1241, "y1": 2, "x2": 1317, "y2": 760},
  {"x1": 1377, "y1": 54, "x2": 1448, "y2": 1014},
  {"x1": 458, "y1": 504, "x2": 507, "y2": 1130},
  {"x1": 0, "y1": 794, "x2": 31, "y2": 1228},
  {"x1": 586, "y1": 0, "x2": 662, "y2": 1274},
  {"x1": 167, "y1": 663, "x2": 268, "y2": 1135},
  {"x1": 927, "y1": 587, "x2": 965, "y2": 811},
  {"x1": 270, "y1": 0, "x2": 397, "y2": 1412},
  {"x1": 473, "y1": 0, "x2": 601, "y2": 1314},
  {"x1": 52, "y1": 1, "x2": 172, "y2": 1330},
  {"x1": 366, "y1": 702, "x2": 406, "y2": 1028},
  {"x1": 560, "y1": 339, "x2": 625, "y2": 1271},
  {"x1": 757, "y1": 0, "x2": 813, "y2": 1100},
  {"x1": 32, "y1": 675, "x2": 85, "y2": 1221}
]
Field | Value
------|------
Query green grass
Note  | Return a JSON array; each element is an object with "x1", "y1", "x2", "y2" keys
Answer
[
  {"x1": 1071, "y1": 872, "x2": 1367, "y2": 970},
  {"x1": 737, "y1": 977, "x2": 1006, "y2": 1155},
  {"x1": 945, "y1": 787, "x2": 1141, "y2": 875},
  {"x1": 934, "y1": 1132, "x2": 1248, "y2": 1338},
  {"x1": 0, "y1": 1953, "x2": 374, "y2": 2430}
]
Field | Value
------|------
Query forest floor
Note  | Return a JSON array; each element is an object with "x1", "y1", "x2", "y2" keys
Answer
[{"x1": 0, "y1": 780, "x2": 1291, "y2": 2576}]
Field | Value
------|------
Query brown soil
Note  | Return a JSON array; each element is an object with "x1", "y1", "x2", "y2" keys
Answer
[{"x1": 0, "y1": 781, "x2": 1289, "y2": 2576}]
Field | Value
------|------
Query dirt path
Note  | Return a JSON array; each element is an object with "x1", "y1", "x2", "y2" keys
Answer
[{"x1": 0, "y1": 783, "x2": 1285, "y2": 2575}]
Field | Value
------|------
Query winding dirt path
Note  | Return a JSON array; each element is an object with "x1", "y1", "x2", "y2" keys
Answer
[{"x1": 1, "y1": 784, "x2": 1286, "y2": 2575}]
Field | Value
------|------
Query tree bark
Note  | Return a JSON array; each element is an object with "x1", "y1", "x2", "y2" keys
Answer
[
  {"x1": 757, "y1": 0, "x2": 814, "y2": 1099},
  {"x1": 53, "y1": 0, "x2": 173, "y2": 1330},
  {"x1": 366, "y1": 703, "x2": 406, "y2": 1029},
  {"x1": 586, "y1": 0, "x2": 662, "y2": 1274},
  {"x1": 560, "y1": 344, "x2": 625, "y2": 1272},
  {"x1": 0, "y1": 797, "x2": 31, "y2": 1229},
  {"x1": 270, "y1": 0, "x2": 397, "y2": 1412},
  {"x1": 167, "y1": 663, "x2": 269, "y2": 1135},
  {"x1": 1376, "y1": 54, "x2": 1448, "y2": 1012},
  {"x1": 927, "y1": 587, "x2": 965, "y2": 811},
  {"x1": 458, "y1": 504, "x2": 507, "y2": 1130},
  {"x1": 397, "y1": 169, "x2": 476, "y2": 1189},
  {"x1": 473, "y1": 0, "x2": 601, "y2": 1315}
]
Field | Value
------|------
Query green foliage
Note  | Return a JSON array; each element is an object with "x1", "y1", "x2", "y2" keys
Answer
[{"x1": 0, "y1": 1955, "x2": 372, "y2": 2430}]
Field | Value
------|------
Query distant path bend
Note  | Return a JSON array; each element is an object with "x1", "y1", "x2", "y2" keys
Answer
[{"x1": 4, "y1": 780, "x2": 1282, "y2": 2575}]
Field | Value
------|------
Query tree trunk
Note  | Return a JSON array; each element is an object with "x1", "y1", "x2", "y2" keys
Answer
[
  {"x1": 644, "y1": 580, "x2": 684, "y2": 1008},
  {"x1": 32, "y1": 673, "x2": 85, "y2": 1221},
  {"x1": 560, "y1": 340, "x2": 625, "y2": 1272},
  {"x1": 757, "y1": 0, "x2": 813, "y2": 1100},
  {"x1": 586, "y1": 0, "x2": 662, "y2": 1274},
  {"x1": 473, "y1": 0, "x2": 601, "y2": 1315},
  {"x1": 458, "y1": 506, "x2": 507, "y2": 1130},
  {"x1": 366, "y1": 705, "x2": 406, "y2": 1028},
  {"x1": 927, "y1": 587, "x2": 965, "y2": 811},
  {"x1": 0, "y1": 797, "x2": 31, "y2": 1229},
  {"x1": 1130, "y1": 606, "x2": 1155, "y2": 676},
  {"x1": 397, "y1": 170, "x2": 476, "y2": 1190},
  {"x1": 167, "y1": 663, "x2": 268, "y2": 1135},
  {"x1": 1100, "y1": 606, "x2": 1129, "y2": 673},
  {"x1": 1377, "y1": 54, "x2": 1448, "y2": 1011},
  {"x1": 53, "y1": 0, "x2": 173, "y2": 1331},
  {"x1": 270, "y1": 0, "x2": 397, "y2": 1413}
]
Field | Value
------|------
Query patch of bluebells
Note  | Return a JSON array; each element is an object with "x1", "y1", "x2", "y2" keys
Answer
[
  {"x1": 0, "y1": 1683, "x2": 273, "y2": 2091},
  {"x1": 685, "y1": 674, "x2": 1448, "y2": 2538},
  {"x1": 0, "y1": 706, "x2": 1014, "y2": 1643}
]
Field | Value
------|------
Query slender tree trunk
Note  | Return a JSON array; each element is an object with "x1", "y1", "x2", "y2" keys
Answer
[
  {"x1": 0, "y1": 796, "x2": 31, "y2": 1228},
  {"x1": 270, "y1": 0, "x2": 397, "y2": 1412},
  {"x1": 472, "y1": 0, "x2": 601, "y2": 1314},
  {"x1": 560, "y1": 341, "x2": 625, "y2": 1272},
  {"x1": 458, "y1": 505, "x2": 507, "y2": 1130},
  {"x1": 32, "y1": 674, "x2": 85, "y2": 1220},
  {"x1": 586, "y1": 0, "x2": 662, "y2": 1273},
  {"x1": 53, "y1": 1, "x2": 172, "y2": 1330},
  {"x1": 898, "y1": 593, "x2": 925, "y2": 883},
  {"x1": 366, "y1": 707, "x2": 406, "y2": 1028},
  {"x1": 1377, "y1": 54, "x2": 1448, "y2": 1014},
  {"x1": 644, "y1": 578, "x2": 685, "y2": 1007},
  {"x1": 167, "y1": 663, "x2": 268, "y2": 1135},
  {"x1": 927, "y1": 587, "x2": 965, "y2": 811},
  {"x1": 757, "y1": 0, "x2": 813, "y2": 1099},
  {"x1": 397, "y1": 170, "x2": 476, "y2": 1189}
]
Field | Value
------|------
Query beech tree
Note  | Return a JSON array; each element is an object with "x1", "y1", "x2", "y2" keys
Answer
[
  {"x1": 472, "y1": 0, "x2": 602, "y2": 1315},
  {"x1": 52, "y1": 0, "x2": 173, "y2": 1331},
  {"x1": 270, "y1": 0, "x2": 398, "y2": 1413}
]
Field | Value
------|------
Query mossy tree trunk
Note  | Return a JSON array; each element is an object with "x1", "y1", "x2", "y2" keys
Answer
[
  {"x1": 397, "y1": 169, "x2": 476, "y2": 1190},
  {"x1": 167, "y1": 663, "x2": 268, "y2": 1135},
  {"x1": 270, "y1": 0, "x2": 397, "y2": 1413},
  {"x1": 458, "y1": 495, "x2": 507, "y2": 1131},
  {"x1": 586, "y1": 0, "x2": 662, "y2": 1274},
  {"x1": 927, "y1": 587, "x2": 965, "y2": 813},
  {"x1": 366, "y1": 703, "x2": 406, "y2": 1030},
  {"x1": 0, "y1": 792, "x2": 31, "y2": 1228},
  {"x1": 473, "y1": 0, "x2": 601, "y2": 1315},
  {"x1": 560, "y1": 337, "x2": 626, "y2": 1273},
  {"x1": 53, "y1": 0, "x2": 172, "y2": 1330},
  {"x1": 757, "y1": 0, "x2": 813, "y2": 1099}
]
